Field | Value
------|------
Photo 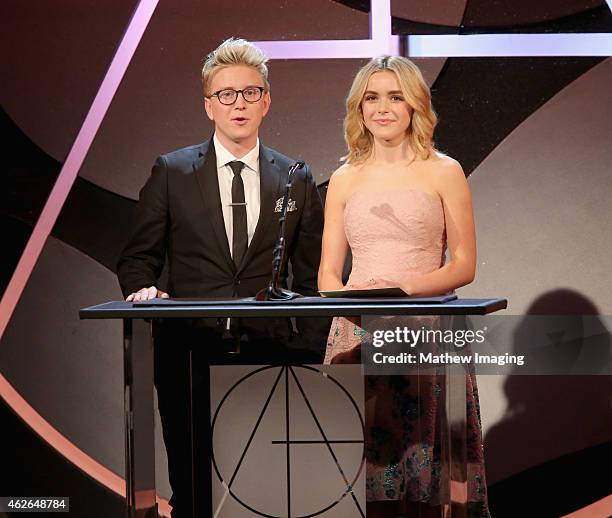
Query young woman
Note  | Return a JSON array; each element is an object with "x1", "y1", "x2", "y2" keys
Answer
[{"x1": 318, "y1": 56, "x2": 489, "y2": 517}]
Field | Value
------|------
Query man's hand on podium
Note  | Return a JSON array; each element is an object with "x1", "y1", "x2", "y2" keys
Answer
[{"x1": 126, "y1": 286, "x2": 170, "y2": 302}]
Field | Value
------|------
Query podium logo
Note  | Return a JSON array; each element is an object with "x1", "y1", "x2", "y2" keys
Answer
[{"x1": 210, "y1": 365, "x2": 365, "y2": 517}]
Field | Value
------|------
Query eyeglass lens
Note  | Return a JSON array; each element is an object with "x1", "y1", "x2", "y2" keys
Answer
[{"x1": 217, "y1": 87, "x2": 263, "y2": 105}]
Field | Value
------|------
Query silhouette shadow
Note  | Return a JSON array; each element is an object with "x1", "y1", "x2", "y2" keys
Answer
[{"x1": 485, "y1": 289, "x2": 612, "y2": 517}]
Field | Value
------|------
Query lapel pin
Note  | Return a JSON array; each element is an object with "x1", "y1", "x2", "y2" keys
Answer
[{"x1": 274, "y1": 197, "x2": 296, "y2": 213}]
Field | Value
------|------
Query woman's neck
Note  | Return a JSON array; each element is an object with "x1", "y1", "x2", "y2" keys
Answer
[{"x1": 371, "y1": 137, "x2": 416, "y2": 165}]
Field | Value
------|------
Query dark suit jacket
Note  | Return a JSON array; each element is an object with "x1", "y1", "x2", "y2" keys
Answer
[{"x1": 117, "y1": 139, "x2": 327, "y2": 347}]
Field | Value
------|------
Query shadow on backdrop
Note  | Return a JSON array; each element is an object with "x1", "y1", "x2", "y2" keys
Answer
[{"x1": 485, "y1": 289, "x2": 612, "y2": 517}]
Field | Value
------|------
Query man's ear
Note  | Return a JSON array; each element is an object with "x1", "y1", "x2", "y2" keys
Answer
[
  {"x1": 204, "y1": 96, "x2": 214, "y2": 121},
  {"x1": 261, "y1": 91, "x2": 271, "y2": 118}
]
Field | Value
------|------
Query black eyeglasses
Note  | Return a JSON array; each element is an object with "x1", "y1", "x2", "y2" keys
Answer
[{"x1": 208, "y1": 86, "x2": 265, "y2": 105}]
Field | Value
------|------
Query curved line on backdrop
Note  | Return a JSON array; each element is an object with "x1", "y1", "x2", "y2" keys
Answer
[
  {"x1": 0, "y1": 374, "x2": 172, "y2": 517},
  {"x1": 563, "y1": 495, "x2": 612, "y2": 517},
  {"x1": 0, "y1": 0, "x2": 158, "y2": 352}
]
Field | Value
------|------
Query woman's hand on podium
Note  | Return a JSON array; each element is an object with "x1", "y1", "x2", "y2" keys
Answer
[
  {"x1": 126, "y1": 286, "x2": 170, "y2": 302},
  {"x1": 357, "y1": 277, "x2": 416, "y2": 296}
]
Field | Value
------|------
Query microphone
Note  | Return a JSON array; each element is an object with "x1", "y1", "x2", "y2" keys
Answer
[{"x1": 256, "y1": 161, "x2": 305, "y2": 301}]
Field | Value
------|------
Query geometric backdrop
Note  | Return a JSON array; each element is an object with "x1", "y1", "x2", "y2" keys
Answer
[{"x1": 1, "y1": 1, "x2": 611, "y2": 516}]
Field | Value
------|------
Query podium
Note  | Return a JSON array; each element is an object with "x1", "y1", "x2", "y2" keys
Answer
[{"x1": 80, "y1": 296, "x2": 506, "y2": 518}]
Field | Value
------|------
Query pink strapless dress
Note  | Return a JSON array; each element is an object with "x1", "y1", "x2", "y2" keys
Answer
[
  {"x1": 325, "y1": 190, "x2": 446, "y2": 363},
  {"x1": 324, "y1": 191, "x2": 489, "y2": 515}
]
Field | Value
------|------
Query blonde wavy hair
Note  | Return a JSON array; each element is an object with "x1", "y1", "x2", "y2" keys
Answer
[
  {"x1": 201, "y1": 37, "x2": 270, "y2": 95},
  {"x1": 343, "y1": 56, "x2": 437, "y2": 164}
]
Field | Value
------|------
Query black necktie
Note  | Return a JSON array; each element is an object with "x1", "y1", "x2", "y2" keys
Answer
[{"x1": 229, "y1": 161, "x2": 248, "y2": 269}]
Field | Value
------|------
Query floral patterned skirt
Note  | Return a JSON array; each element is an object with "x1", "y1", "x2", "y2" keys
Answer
[{"x1": 325, "y1": 316, "x2": 490, "y2": 516}]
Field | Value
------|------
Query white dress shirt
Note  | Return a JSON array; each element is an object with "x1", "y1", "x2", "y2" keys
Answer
[{"x1": 213, "y1": 134, "x2": 261, "y2": 257}]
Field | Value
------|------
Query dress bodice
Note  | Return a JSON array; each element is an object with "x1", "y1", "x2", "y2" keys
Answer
[{"x1": 344, "y1": 190, "x2": 446, "y2": 288}]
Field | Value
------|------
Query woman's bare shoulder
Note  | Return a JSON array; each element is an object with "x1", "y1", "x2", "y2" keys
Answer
[
  {"x1": 331, "y1": 162, "x2": 359, "y2": 179},
  {"x1": 428, "y1": 151, "x2": 460, "y2": 167},
  {"x1": 328, "y1": 162, "x2": 359, "y2": 191},
  {"x1": 421, "y1": 153, "x2": 467, "y2": 199},
  {"x1": 427, "y1": 152, "x2": 465, "y2": 178}
]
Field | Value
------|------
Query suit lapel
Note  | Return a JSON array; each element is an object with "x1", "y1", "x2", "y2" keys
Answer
[
  {"x1": 236, "y1": 144, "x2": 282, "y2": 274},
  {"x1": 193, "y1": 139, "x2": 235, "y2": 273}
]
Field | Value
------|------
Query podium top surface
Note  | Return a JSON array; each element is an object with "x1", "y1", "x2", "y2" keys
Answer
[{"x1": 79, "y1": 296, "x2": 507, "y2": 319}]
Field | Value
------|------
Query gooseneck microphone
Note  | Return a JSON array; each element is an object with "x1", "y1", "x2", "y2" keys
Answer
[{"x1": 256, "y1": 161, "x2": 305, "y2": 301}]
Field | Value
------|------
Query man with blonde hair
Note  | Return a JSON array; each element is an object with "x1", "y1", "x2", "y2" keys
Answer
[{"x1": 118, "y1": 37, "x2": 325, "y2": 517}]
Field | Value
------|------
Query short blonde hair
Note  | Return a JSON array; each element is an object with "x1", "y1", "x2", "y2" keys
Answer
[
  {"x1": 201, "y1": 37, "x2": 270, "y2": 95},
  {"x1": 344, "y1": 56, "x2": 437, "y2": 164}
]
